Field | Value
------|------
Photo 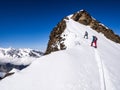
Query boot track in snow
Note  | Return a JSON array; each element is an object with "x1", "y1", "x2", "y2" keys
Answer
[
  {"x1": 94, "y1": 49, "x2": 116, "y2": 90},
  {"x1": 94, "y1": 49, "x2": 106, "y2": 90}
]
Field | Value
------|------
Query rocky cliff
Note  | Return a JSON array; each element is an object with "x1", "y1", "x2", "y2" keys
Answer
[{"x1": 45, "y1": 19, "x2": 67, "y2": 54}]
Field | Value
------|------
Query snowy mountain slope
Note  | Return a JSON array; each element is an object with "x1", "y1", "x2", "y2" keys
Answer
[
  {"x1": 0, "y1": 16, "x2": 120, "y2": 90},
  {"x1": 0, "y1": 48, "x2": 101, "y2": 90}
]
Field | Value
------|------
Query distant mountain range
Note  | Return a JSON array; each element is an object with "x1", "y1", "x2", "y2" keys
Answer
[{"x1": 0, "y1": 48, "x2": 43, "y2": 58}]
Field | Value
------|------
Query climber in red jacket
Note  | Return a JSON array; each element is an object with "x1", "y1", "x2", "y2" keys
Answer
[{"x1": 91, "y1": 36, "x2": 98, "y2": 48}]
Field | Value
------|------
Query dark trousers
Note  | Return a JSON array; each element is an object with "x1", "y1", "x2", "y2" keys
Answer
[{"x1": 84, "y1": 35, "x2": 88, "y2": 39}]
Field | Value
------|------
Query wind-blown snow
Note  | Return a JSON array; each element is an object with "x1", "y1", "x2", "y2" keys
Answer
[{"x1": 0, "y1": 18, "x2": 120, "y2": 90}]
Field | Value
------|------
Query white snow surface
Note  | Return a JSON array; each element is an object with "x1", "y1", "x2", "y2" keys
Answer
[{"x1": 0, "y1": 19, "x2": 120, "y2": 90}]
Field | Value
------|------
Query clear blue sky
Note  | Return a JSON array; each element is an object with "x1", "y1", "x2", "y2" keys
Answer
[{"x1": 0, "y1": 0, "x2": 120, "y2": 51}]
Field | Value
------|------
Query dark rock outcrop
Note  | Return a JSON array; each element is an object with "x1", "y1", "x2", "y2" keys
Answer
[
  {"x1": 0, "y1": 63, "x2": 28, "y2": 73},
  {"x1": 71, "y1": 10, "x2": 120, "y2": 43},
  {"x1": 0, "y1": 63, "x2": 28, "y2": 80},
  {"x1": 0, "y1": 72, "x2": 14, "y2": 80},
  {"x1": 45, "y1": 19, "x2": 66, "y2": 54},
  {"x1": 72, "y1": 10, "x2": 92, "y2": 25}
]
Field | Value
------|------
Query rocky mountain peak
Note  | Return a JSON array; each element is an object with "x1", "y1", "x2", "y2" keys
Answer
[
  {"x1": 45, "y1": 10, "x2": 120, "y2": 54},
  {"x1": 71, "y1": 9, "x2": 92, "y2": 25}
]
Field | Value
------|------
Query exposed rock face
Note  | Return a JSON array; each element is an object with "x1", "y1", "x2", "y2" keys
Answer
[
  {"x1": 71, "y1": 10, "x2": 120, "y2": 43},
  {"x1": 71, "y1": 10, "x2": 92, "y2": 25},
  {"x1": 45, "y1": 19, "x2": 66, "y2": 54}
]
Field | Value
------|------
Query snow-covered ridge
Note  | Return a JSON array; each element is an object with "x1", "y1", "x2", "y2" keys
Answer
[{"x1": 0, "y1": 47, "x2": 43, "y2": 58}]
